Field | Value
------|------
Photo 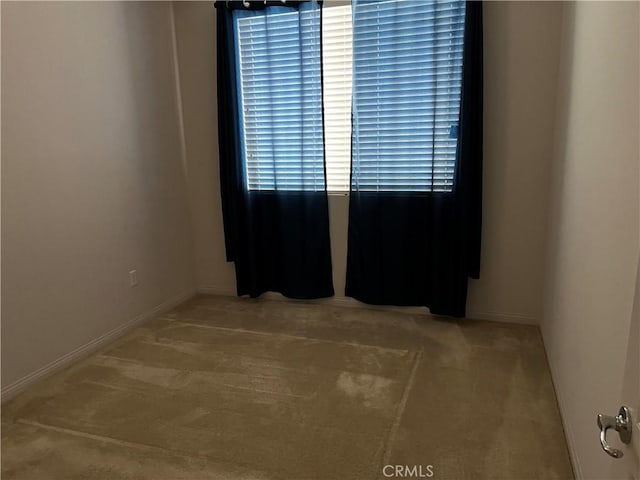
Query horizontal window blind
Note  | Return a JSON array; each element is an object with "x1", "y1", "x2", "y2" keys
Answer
[
  {"x1": 352, "y1": 0, "x2": 466, "y2": 192},
  {"x1": 322, "y1": 4, "x2": 353, "y2": 193},
  {"x1": 235, "y1": 4, "x2": 325, "y2": 191}
]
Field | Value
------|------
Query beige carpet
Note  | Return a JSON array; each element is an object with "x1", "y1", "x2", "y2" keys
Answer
[{"x1": 2, "y1": 295, "x2": 574, "y2": 479}]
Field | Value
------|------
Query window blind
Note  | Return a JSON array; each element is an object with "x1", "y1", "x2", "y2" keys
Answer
[
  {"x1": 235, "y1": 4, "x2": 325, "y2": 192},
  {"x1": 322, "y1": 4, "x2": 353, "y2": 193},
  {"x1": 352, "y1": 0, "x2": 466, "y2": 192}
]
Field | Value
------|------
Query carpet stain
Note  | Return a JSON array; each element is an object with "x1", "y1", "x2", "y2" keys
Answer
[{"x1": 336, "y1": 372, "x2": 394, "y2": 410}]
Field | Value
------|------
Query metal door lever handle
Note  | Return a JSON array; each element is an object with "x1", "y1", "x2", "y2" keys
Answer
[{"x1": 596, "y1": 406, "x2": 633, "y2": 459}]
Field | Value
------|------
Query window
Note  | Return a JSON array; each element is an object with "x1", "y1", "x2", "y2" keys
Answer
[
  {"x1": 351, "y1": 0, "x2": 465, "y2": 192},
  {"x1": 235, "y1": 4, "x2": 325, "y2": 191},
  {"x1": 236, "y1": 1, "x2": 465, "y2": 193},
  {"x1": 322, "y1": 4, "x2": 352, "y2": 193}
]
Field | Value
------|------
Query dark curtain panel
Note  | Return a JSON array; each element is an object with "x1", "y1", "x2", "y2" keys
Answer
[
  {"x1": 215, "y1": 0, "x2": 334, "y2": 299},
  {"x1": 345, "y1": 1, "x2": 483, "y2": 317}
]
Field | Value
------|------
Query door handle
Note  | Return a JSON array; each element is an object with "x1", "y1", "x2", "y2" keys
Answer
[{"x1": 596, "y1": 406, "x2": 633, "y2": 458}]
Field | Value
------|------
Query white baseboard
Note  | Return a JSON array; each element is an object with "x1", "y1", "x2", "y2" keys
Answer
[
  {"x1": 197, "y1": 285, "x2": 236, "y2": 296},
  {"x1": 539, "y1": 327, "x2": 583, "y2": 480},
  {"x1": 196, "y1": 285, "x2": 538, "y2": 325},
  {"x1": 1, "y1": 290, "x2": 195, "y2": 404},
  {"x1": 465, "y1": 310, "x2": 538, "y2": 325}
]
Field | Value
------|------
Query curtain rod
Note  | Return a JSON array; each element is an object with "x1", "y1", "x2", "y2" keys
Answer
[
  {"x1": 217, "y1": 0, "x2": 309, "y2": 11},
  {"x1": 242, "y1": 0, "x2": 287, "y2": 5},
  {"x1": 226, "y1": 0, "x2": 288, "y2": 7}
]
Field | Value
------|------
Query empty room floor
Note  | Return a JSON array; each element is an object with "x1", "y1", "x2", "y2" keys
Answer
[{"x1": 1, "y1": 295, "x2": 573, "y2": 480}]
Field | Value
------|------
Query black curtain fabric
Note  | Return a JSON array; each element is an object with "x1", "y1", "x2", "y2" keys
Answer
[
  {"x1": 215, "y1": 1, "x2": 334, "y2": 299},
  {"x1": 345, "y1": 2, "x2": 483, "y2": 317}
]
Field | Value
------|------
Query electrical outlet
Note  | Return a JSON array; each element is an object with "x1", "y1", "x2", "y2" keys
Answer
[{"x1": 129, "y1": 270, "x2": 138, "y2": 287}]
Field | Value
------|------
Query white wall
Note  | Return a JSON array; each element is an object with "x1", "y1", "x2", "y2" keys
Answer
[
  {"x1": 541, "y1": 2, "x2": 639, "y2": 478},
  {"x1": 1, "y1": 2, "x2": 195, "y2": 391},
  {"x1": 468, "y1": 1, "x2": 563, "y2": 322},
  {"x1": 173, "y1": 1, "x2": 564, "y2": 324},
  {"x1": 172, "y1": 3, "x2": 236, "y2": 294}
]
